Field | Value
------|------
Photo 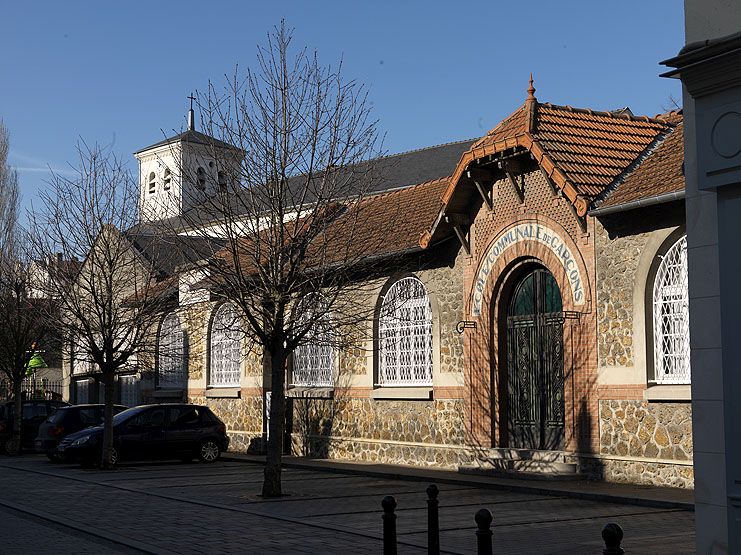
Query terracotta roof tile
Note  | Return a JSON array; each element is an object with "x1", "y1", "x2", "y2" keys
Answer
[{"x1": 597, "y1": 119, "x2": 684, "y2": 209}]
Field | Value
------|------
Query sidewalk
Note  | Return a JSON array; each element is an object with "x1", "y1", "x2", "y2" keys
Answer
[{"x1": 221, "y1": 452, "x2": 695, "y2": 511}]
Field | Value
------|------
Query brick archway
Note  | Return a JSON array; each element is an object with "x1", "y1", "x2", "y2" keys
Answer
[{"x1": 464, "y1": 215, "x2": 594, "y2": 453}]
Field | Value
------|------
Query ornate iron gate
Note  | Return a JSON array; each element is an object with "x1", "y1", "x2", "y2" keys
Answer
[{"x1": 505, "y1": 268, "x2": 564, "y2": 450}]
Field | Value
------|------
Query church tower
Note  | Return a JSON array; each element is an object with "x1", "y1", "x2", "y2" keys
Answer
[{"x1": 134, "y1": 97, "x2": 241, "y2": 222}]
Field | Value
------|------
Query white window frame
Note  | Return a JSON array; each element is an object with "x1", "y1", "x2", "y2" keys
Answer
[
  {"x1": 291, "y1": 294, "x2": 334, "y2": 388},
  {"x1": 377, "y1": 276, "x2": 433, "y2": 387},
  {"x1": 209, "y1": 302, "x2": 241, "y2": 388},
  {"x1": 158, "y1": 312, "x2": 187, "y2": 389},
  {"x1": 652, "y1": 235, "x2": 691, "y2": 384}
]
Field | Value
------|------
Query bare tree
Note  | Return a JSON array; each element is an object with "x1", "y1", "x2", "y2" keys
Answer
[
  {"x1": 0, "y1": 121, "x2": 53, "y2": 454},
  {"x1": 33, "y1": 142, "x2": 169, "y2": 468},
  {"x1": 155, "y1": 22, "x2": 393, "y2": 496}
]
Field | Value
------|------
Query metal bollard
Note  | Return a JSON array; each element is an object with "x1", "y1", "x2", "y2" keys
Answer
[
  {"x1": 475, "y1": 508, "x2": 493, "y2": 555},
  {"x1": 602, "y1": 523, "x2": 625, "y2": 555},
  {"x1": 382, "y1": 495, "x2": 398, "y2": 555},
  {"x1": 427, "y1": 484, "x2": 440, "y2": 555}
]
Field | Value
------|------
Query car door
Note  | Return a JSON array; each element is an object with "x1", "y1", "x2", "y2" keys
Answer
[
  {"x1": 165, "y1": 406, "x2": 202, "y2": 456},
  {"x1": 117, "y1": 407, "x2": 166, "y2": 460}
]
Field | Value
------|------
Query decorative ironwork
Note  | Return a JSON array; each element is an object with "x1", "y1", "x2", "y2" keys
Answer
[
  {"x1": 158, "y1": 312, "x2": 187, "y2": 389},
  {"x1": 292, "y1": 294, "x2": 334, "y2": 387},
  {"x1": 455, "y1": 320, "x2": 477, "y2": 334},
  {"x1": 378, "y1": 277, "x2": 433, "y2": 386},
  {"x1": 653, "y1": 236, "x2": 690, "y2": 384},
  {"x1": 506, "y1": 268, "x2": 564, "y2": 450},
  {"x1": 209, "y1": 303, "x2": 241, "y2": 387}
]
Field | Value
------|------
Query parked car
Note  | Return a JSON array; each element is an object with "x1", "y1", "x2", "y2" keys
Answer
[
  {"x1": 56, "y1": 404, "x2": 229, "y2": 467},
  {"x1": 36, "y1": 404, "x2": 128, "y2": 461},
  {"x1": 0, "y1": 399, "x2": 69, "y2": 453}
]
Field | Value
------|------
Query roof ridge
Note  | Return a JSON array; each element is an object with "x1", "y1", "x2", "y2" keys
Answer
[
  {"x1": 376, "y1": 138, "x2": 477, "y2": 162},
  {"x1": 539, "y1": 102, "x2": 675, "y2": 126}
]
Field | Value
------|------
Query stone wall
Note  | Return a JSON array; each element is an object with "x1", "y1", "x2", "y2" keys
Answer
[
  {"x1": 594, "y1": 223, "x2": 649, "y2": 368},
  {"x1": 593, "y1": 399, "x2": 693, "y2": 487},
  {"x1": 290, "y1": 397, "x2": 467, "y2": 468}
]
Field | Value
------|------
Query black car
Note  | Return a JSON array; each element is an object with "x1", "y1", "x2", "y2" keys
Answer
[
  {"x1": 0, "y1": 399, "x2": 69, "y2": 453},
  {"x1": 36, "y1": 404, "x2": 128, "y2": 461},
  {"x1": 56, "y1": 404, "x2": 229, "y2": 467}
]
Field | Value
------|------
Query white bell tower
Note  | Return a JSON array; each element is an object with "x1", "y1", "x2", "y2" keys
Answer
[{"x1": 134, "y1": 96, "x2": 241, "y2": 223}]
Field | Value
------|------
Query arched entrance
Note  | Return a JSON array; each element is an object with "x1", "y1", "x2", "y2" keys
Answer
[{"x1": 503, "y1": 266, "x2": 565, "y2": 450}]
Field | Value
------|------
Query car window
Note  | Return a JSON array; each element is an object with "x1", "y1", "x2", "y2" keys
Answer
[
  {"x1": 78, "y1": 408, "x2": 100, "y2": 426},
  {"x1": 22, "y1": 403, "x2": 46, "y2": 419},
  {"x1": 169, "y1": 407, "x2": 200, "y2": 427},
  {"x1": 47, "y1": 408, "x2": 68, "y2": 424},
  {"x1": 127, "y1": 408, "x2": 165, "y2": 429}
]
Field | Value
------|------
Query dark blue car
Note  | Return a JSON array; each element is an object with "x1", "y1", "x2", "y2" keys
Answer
[{"x1": 56, "y1": 404, "x2": 229, "y2": 467}]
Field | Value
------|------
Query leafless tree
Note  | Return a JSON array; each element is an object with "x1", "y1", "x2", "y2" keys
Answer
[
  {"x1": 0, "y1": 121, "x2": 54, "y2": 454},
  {"x1": 33, "y1": 142, "x2": 170, "y2": 468},
  {"x1": 154, "y1": 22, "x2": 398, "y2": 496}
]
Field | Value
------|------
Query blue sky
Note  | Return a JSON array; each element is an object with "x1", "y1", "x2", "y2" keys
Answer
[{"x1": 0, "y1": 1, "x2": 684, "y2": 213}]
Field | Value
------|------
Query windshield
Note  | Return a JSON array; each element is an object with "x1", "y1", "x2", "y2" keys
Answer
[{"x1": 112, "y1": 406, "x2": 149, "y2": 426}]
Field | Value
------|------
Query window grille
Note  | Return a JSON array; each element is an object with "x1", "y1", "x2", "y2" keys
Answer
[
  {"x1": 378, "y1": 277, "x2": 433, "y2": 386},
  {"x1": 292, "y1": 295, "x2": 334, "y2": 387},
  {"x1": 148, "y1": 172, "x2": 156, "y2": 194},
  {"x1": 653, "y1": 235, "x2": 691, "y2": 384},
  {"x1": 158, "y1": 312, "x2": 187, "y2": 389},
  {"x1": 209, "y1": 303, "x2": 241, "y2": 387},
  {"x1": 119, "y1": 375, "x2": 140, "y2": 407}
]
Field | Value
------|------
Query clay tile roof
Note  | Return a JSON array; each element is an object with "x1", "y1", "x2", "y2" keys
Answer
[
  {"x1": 424, "y1": 84, "x2": 676, "y2": 247},
  {"x1": 596, "y1": 116, "x2": 684, "y2": 209}
]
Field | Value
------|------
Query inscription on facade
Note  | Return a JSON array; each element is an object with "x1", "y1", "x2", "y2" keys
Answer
[{"x1": 471, "y1": 223, "x2": 585, "y2": 316}]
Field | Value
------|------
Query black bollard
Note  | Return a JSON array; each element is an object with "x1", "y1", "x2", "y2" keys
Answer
[
  {"x1": 382, "y1": 495, "x2": 398, "y2": 555},
  {"x1": 427, "y1": 484, "x2": 440, "y2": 555},
  {"x1": 475, "y1": 508, "x2": 493, "y2": 555},
  {"x1": 602, "y1": 523, "x2": 625, "y2": 555}
]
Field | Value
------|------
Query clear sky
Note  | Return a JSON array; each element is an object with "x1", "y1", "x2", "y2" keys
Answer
[{"x1": 0, "y1": 1, "x2": 684, "y2": 214}]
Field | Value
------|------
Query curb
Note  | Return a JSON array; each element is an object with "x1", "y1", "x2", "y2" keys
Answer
[{"x1": 221, "y1": 454, "x2": 695, "y2": 512}]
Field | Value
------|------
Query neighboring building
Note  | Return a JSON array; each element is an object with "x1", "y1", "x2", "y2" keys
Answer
[{"x1": 69, "y1": 79, "x2": 693, "y2": 488}]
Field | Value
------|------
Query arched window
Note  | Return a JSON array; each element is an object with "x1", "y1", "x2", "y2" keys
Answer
[
  {"x1": 209, "y1": 302, "x2": 241, "y2": 387},
  {"x1": 163, "y1": 168, "x2": 172, "y2": 191},
  {"x1": 158, "y1": 312, "x2": 186, "y2": 389},
  {"x1": 652, "y1": 235, "x2": 690, "y2": 384},
  {"x1": 197, "y1": 166, "x2": 206, "y2": 189},
  {"x1": 148, "y1": 172, "x2": 156, "y2": 194},
  {"x1": 378, "y1": 276, "x2": 433, "y2": 386},
  {"x1": 292, "y1": 294, "x2": 334, "y2": 387}
]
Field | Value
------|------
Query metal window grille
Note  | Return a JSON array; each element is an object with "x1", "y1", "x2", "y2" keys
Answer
[
  {"x1": 378, "y1": 277, "x2": 433, "y2": 386},
  {"x1": 119, "y1": 375, "x2": 140, "y2": 407},
  {"x1": 292, "y1": 295, "x2": 334, "y2": 387},
  {"x1": 158, "y1": 312, "x2": 187, "y2": 389},
  {"x1": 209, "y1": 303, "x2": 241, "y2": 387},
  {"x1": 653, "y1": 236, "x2": 691, "y2": 384}
]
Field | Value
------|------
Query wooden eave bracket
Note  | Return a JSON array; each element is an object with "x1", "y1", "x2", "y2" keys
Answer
[
  {"x1": 444, "y1": 213, "x2": 471, "y2": 255},
  {"x1": 466, "y1": 168, "x2": 494, "y2": 211}
]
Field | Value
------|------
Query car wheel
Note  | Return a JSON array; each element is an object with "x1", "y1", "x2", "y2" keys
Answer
[{"x1": 198, "y1": 439, "x2": 220, "y2": 463}]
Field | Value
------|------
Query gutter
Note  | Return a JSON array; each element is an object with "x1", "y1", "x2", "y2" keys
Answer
[{"x1": 588, "y1": 190, "x2": 685, "y2": 217}]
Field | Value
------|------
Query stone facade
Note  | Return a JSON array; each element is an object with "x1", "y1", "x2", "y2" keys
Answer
[
  {"x1": 190, "y1": 394, "x2": 265, "y2": 452},
  {"x1": 599, "y1": 400, "x2": 692, "y2": 461},
  {"x1": 595, "y1": 223, "x2": 649, "y2": 368}
]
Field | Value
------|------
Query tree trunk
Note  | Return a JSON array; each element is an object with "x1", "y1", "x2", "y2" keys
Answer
[
  {"x1": 100, "y1": 370, "x2": 116, "y2": 469},
  {"x1": 7, "y1": 378, "x2": 23, "y2": 455},
  {"x1": 262, "y1": 347, "x2": 287, "y2": 497}
]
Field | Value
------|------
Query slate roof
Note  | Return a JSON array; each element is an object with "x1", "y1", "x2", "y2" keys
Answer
[
  {"x1": 134, "y1": 129, "x2": 239, "y2": 155},
  {"x1": 595, "y1": 116, "x2": 684, "y2": 209}
]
